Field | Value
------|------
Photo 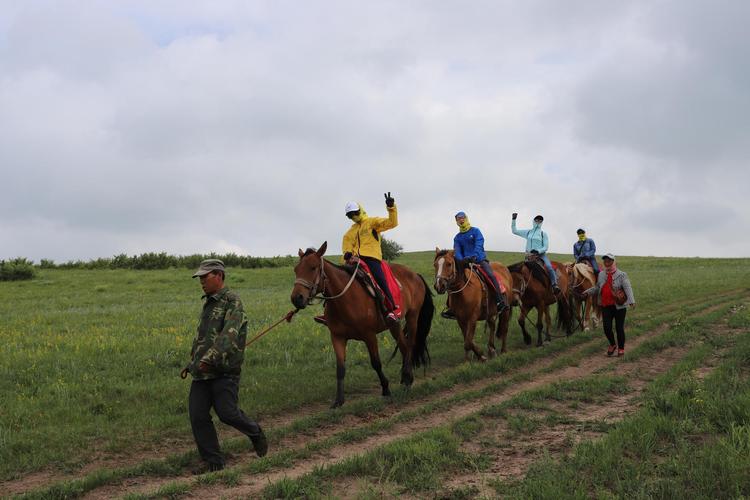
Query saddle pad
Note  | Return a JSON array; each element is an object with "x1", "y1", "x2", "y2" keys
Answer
[
  {"x1": 474, "y1": 266, "x2": 506, "y2": 294},
  {"x1": 357, "y1": 260, "x2": 403, "y2": 317}
]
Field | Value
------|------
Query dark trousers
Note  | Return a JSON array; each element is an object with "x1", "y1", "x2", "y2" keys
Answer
[
  {"x1": 189, "y1": 377, "x2": 262, "y2": 466},
  {"x1": 602, "y1": 305, "x2": 627, "y2": 349},
  {"x1": 361, "y1": 256, "x2": 395, "y2": 310}
]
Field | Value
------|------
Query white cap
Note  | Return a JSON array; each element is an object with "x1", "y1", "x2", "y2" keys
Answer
[
  {"x1": 344, "y1": 201, "x2": 359, "y2": 214},
  {"x1": 602, "y1": 253, "x2": 616, "y2": 261}
]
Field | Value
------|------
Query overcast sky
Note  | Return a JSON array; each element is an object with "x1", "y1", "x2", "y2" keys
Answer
[{"x1": 1, "y1": 0, "x2": 748, "y2": 261}]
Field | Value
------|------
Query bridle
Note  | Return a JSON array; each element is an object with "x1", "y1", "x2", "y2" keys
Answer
[
  {"x1": 294, "y1": 255, "x2": 360, "y2": 305},
  {"x1": 435, "y1": 258, "x2": 475, "y2": 295}
]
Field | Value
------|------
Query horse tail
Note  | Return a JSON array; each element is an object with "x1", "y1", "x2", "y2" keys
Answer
[{"x1": 411, "y1": 274, "x2": 434, "y2": 368}]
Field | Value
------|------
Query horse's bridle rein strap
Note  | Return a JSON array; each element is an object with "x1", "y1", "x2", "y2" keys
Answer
[
  {"x1": 446, "y1": 263, "x2": 474, "y2": 295},
  {"x1": 295, "y1": 257, "x2": 360, "y2": 304}
]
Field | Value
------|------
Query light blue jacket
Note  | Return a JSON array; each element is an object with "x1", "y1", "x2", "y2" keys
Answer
[{"x1": 512, "y1": 220, "x2": 548, "y2": 254}]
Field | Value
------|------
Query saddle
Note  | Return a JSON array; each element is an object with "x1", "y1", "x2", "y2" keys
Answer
[
  {"x1": 473, "y1": 265, "x2": 506, "y2": 296},
  {"x1": 352, "y1": 259, "x2": 403, "y2": 318}
]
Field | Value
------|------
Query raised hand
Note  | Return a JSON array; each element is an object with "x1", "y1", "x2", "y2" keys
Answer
[{"x1": 384, "y1": 192, "x2": 395, "y2": 208}]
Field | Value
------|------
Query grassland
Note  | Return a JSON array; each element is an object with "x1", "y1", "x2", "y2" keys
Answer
[{"x1": 1, "y1": 251, "x2": 748, "y2": 498}]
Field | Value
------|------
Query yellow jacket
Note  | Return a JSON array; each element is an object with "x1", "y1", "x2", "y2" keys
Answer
[{"x1": 341, "y1": 204, "x2": 398, "y2": 261}]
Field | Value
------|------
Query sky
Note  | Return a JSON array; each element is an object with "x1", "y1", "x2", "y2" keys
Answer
[{"x1": 1, "y1": 0, "x2": 749, "y2": 262}]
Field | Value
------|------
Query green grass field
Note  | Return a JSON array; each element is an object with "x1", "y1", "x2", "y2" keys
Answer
[{"x1": 1, "y1": 251, "x2": 749, "y2": 493}]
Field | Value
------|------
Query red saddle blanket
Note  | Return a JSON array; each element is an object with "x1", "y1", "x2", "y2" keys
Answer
[
  {"x1": 358, "y1": 260, "x2": 403, "y2": 318},
  {"x1": 474, "y1": 266, "x2": 506, "y2": 295}
]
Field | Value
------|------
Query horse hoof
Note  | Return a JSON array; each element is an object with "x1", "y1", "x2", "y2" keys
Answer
[
  {"x1": 330, "y1": 400, "x2": 343, "y2": 409},
  {"x1": 487, "y1": 349, "x2": 496, "y2": 359},
  {"x1": 478, "y1": 355, "x2": 488, "y2": 362},
  {"x1": 382, "y1": 388, "x2": 391, "y2": 397}
]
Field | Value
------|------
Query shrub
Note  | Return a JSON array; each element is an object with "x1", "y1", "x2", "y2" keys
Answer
[
  {"x1": 39, "y1": 259, "x2": 56, "y2": 269},
  {"x1": 381, "y1": 237, "x2": 403, "y2": 261},
  {"x1": 0, "y1": 258, "x2": 36, "y2": 281}
]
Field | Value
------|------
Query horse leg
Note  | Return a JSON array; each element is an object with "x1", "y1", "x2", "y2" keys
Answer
[
  {"x1": 544, "y1": 305, "x2": 552, "y2": 342},
  {"x1": 466, "y1": 318, "x2": 486, "y2": 362},
  {"x1": 583, "y1": 298, "x2": 591, "y2": 331},
  {"x1": 388, "y1": 325, "x2": 413, "y2": 387},
  {"x1": 518, "y1": 306, "x2": 532, "y2": 346},
  {"x1": 536, "y1": 307, "x2": 545, "y2": 346},
  {"x1": 364, "y1": 335, "x2": 390, "y2": 397},
  {"x1": 486, "y1": 314, "x2": 497, "y2": 359},
  {"x1": 330, "y1": 335, "x2": 348, "y2": 408},
  {"x1": 496, "y1": 308, "x2": 509, "y2": 354}
]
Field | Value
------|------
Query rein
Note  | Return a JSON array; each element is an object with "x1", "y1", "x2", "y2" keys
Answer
[
  {"x1": 294, "y1": 257, "x2": 361, "y2": 305},
  {"x1": 180, "y1": 308, "x2": 299, "y2": 379}
]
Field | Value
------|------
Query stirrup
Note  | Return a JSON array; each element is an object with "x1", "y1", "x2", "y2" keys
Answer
[
  {"x1": 440, "y1": 309, "x2": 456, "y2": 320},
  {"x1": 385, "y1": 312, "x2": 400, "y2": 326}
]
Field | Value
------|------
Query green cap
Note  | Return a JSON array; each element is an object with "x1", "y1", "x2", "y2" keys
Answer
[{"x1": 192, "y1": 259, "x2": 225, "y2": 278}]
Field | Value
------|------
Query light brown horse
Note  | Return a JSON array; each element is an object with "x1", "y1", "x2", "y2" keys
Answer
[
  {"x1": 508, "y1": 257, "x2": 574, "y2": 347},
  {"x1": 566, "y1": 262, "x2": 601, "y2": 331},
  {"x1": 433, "y1": 249, "x2": 513, "y2": 360},
  {"x1": 291, "y1": 242, "x2": 434, "y2": 408}
]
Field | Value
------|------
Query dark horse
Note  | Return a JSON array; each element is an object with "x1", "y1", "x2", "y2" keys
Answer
[
  {"x1": 508, "y1": 257, "x2": 574, "y2": 347},
  {"x1": 291, "y1": 242, "x2": 434, "y2": 408},
  {"x1": 433, "y1": 249, "x2": 513, "y2": 360}
]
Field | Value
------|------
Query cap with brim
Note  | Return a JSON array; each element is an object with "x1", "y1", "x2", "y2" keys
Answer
[
  {"x1": 577, "y1": 228, "x2": 585, "y2": 234},
  {"x1": 534, "y1": 215, "x2": 544, "y2": 221},
  {"x1": 455, "y1": 211, "x2": 467, "y2": 218},
  {"x1": 192, "y1": 259, "x2": 226, "y2": 278},
  {"x1": 602, "y1": 253, "x2": 615, "y2": 261},
  {"x1": 344, "y1": 201, "x2": 359, "y2": 215}
]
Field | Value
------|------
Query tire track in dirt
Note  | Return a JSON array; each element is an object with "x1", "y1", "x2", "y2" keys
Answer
[
  {"x1": 7, "y1": 292, "x2": 744, "y2": 499},
  {"x1": 124, "y1": 298, "x2": 745, "y2": 499},
  {"x1": 435, "y1": 319, "x2": 746, "y2": 498}
]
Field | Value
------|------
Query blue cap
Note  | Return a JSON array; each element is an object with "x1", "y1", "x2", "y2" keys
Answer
[{"x1": 455, "y1": 211, "x2": 467, "y2": 218}]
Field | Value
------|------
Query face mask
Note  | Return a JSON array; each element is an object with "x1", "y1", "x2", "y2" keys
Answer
[
  {"x1": 351, "y1": 214, "x2": 362, "y2": 223},
  {"x1": 456, "y1": 218, "x2": 471, "y2": 232},
  {"x1": 578, "y1": 234, "x2": 586, "y2": 242},
  {"x1": 533, "y1": 221, "x2": 542, "y2": 228}
]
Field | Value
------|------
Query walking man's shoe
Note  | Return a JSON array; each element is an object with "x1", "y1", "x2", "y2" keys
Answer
[
  {"x1": 606, "y1": 345, "x2": 616, "y2": 357},
  {"x1": 251, "y1": 428, "x2": 268, "y2": 457}
]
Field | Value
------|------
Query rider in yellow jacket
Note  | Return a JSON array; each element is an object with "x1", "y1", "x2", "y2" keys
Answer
[{"x1": 342, "y1": 193, "x2": 399, "y2": 325}]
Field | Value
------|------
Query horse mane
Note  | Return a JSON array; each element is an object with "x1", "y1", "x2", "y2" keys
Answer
[
  {"x1": 507, "y1": 262, "x2": 524, "y2": 273},
  {"x1": 525, "y1": 261, "x2": 550, "y2": 285},
  {"x1": 435, "y1": 249, "x2": 452, "y2": 258},
  {"x1": 302, "y1": 247, "x2": 317, "y2": 257}
]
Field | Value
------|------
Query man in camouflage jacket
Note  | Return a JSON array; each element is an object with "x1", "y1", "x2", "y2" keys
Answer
[{"x1": 187, "y1": 259, "x2": 267, "y2": 473}]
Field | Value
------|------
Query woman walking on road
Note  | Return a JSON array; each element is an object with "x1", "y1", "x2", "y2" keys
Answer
[{"x1": 582, "y1": 253, "x2": 635, "y2": 356}]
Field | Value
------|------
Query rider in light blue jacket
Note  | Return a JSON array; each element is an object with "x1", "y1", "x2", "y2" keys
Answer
[{"x1": 511, "y1": 213, "x2": 560, "y2": 292}]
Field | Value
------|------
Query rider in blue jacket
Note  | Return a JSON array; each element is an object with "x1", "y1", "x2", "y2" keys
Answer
[
  {"x1": 573, "y1": 228, "x2": 599, "y2": 275},
  {"x1": 511, "y1": 213, "x2": 560, "y2": 293},
  {"x1": 454, "y1": 211, "x2": 508, "y2": 313}
]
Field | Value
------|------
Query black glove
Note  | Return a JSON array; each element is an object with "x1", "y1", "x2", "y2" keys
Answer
[
  {"x1": 344, "y1": 252, "x2": 353, "y2": 262},
  {"x1": 384, "y1": 192, "x2": 395, "y2": 208},
  {"x1": 512, "y1": 212, "x2": 518, "y2": 220},
  {"x1": 468, "y1": 256, "x2": 477, "y2": 264}
]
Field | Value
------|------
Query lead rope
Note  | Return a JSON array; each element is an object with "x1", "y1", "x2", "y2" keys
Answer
[{"x1": 180, "y1": 308, "x2": 299, "y2": 379}]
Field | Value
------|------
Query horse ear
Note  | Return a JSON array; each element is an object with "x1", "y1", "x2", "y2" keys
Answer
[
  {"x1": 435, "y1": 246, "x2": 440, "y2": 254},
  {"x1": 298, "y1": 248, "x2": 304, "y2": 258},
  {"x1": 317, "y1": 241, "x2": 328, "y2": 257}
]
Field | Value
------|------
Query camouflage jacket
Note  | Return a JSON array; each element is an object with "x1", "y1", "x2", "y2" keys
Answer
[{"x1": 189, "y1": 288, "x2": 248, "y2": 380}]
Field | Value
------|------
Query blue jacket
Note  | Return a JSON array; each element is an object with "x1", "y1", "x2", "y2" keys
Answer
[
  {"x1": 511, "y1": 220, "x2": 548, "y2": 254},
  {"x1": 573, "y1": 238, "x2": 596, "y2": 261},
  {"x1": 454, "y1": 227, "x2": 487, "y2": 262}
]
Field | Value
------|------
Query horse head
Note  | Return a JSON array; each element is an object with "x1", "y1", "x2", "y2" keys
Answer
[
  {"x1": 291, "y1": 241, "x2": 328, "y2": 309},
  {"x1": 433, "y1": 248, "x2": 458, "y2": 294}
]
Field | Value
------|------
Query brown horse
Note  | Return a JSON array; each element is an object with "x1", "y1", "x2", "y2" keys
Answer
[
  {"x1": 566, "y1": 262, "x2": 601, "y2": 331},
  {"x1": 290, "y1": 242, "x2": 434, "y2": 408},
  {"x1": 433, "y1": 249, "x2": 513, "y2": 360},
  {"x1": 508, "y1": 257, "x2": 574, "y2": 346}
]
